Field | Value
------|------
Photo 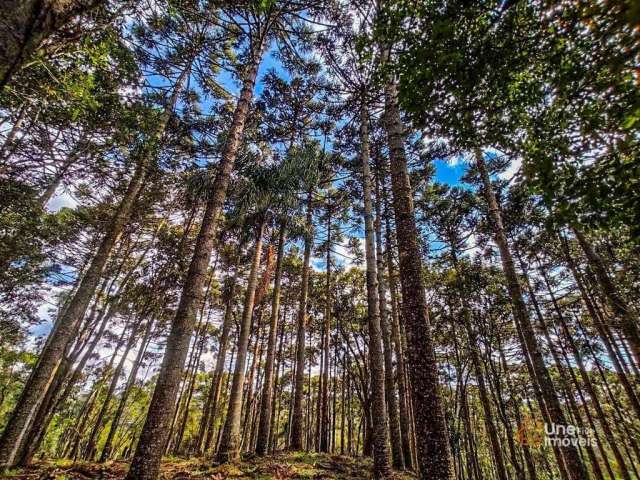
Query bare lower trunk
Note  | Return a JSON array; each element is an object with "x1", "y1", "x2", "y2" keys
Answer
[
  {"x1": 474, "y1": 148, "x2": 589, "y2": 480},
  {"x1": 374, "y1": 158, "x2": 403, "y2": 470},
  {"x1": 289, "y1": 190, "x2": 313, "y2": 450},
  {"x1": 384, "y1": 79, "x2": 452, "y2": 479},
  {"x1": 199, "y1": 273, "x2": 237, "y2": 454},
  {"x1": 100, "y1": 316, "x2": 156, "y2": 462},
  {"x1": 124, "y1": 52, "x2": 261, "y2": 480},
  {"x1": 384, "y1": 205, "x2": 413, "y2": 469},
  {"x1": 359, "y1": 102, "x2": 392, "y2": 478},
  {"x1": 255, "y1": 222, "x2": 286, "y2": 455},
  {"x1": 216, "y1": 220, "x2": 266, "y2": 463}
]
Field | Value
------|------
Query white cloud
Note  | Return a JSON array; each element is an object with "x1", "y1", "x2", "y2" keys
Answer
[
  {"x1": 498, "y1": 157, "x2": 522, "y2": 181},
  {"x1": 46, "y1": 191, "x2": 78, "y2": 212}
]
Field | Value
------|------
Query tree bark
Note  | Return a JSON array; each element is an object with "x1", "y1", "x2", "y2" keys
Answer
[
  {"x1": 383, "y1": 79, "x2": 452, "y2": 479},
  {"x1": 474, "y1": 148, "x2": 589, "y2": 480},
  {"x1": 255, "y1": 221, "x2": 286, "y2": 455},
  {"x1": 290, "y1": 190, "x2": 314, "y2": 450},
  {"x1": 124, "y1": 49, "x2": 262, "y2": 479},
  {"x1": 0, "y1": 0, "x2": 106, "y2": 89},
  {"x1": 359, "y1": 102, "x2": 392, "y2": 478},
  {"x1": 216, "y1": 219, "x2": 266, "y2": 463}
]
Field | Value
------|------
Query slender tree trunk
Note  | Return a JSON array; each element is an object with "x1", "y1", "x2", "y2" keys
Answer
[
  {"x1": 451, "y1": 250, "x2": 508, "y2": 480},
  {"x1": 320, "y1": 199, "x2": 331, "y2": 453},
  {"x1": 216, "y1": 219, "x2": 267, "y2": 463},
  {"x1": 559, "y1": 234, "x2": 640, "y2": 418},
  {"x1": 572, "y1": 227, "x2": 640, "y2": 366},
  {"x1": 290, "y1": 190, "x2": 314, "y2": 450},
  {"x1": 383, "y1": 204, "x2": 413, "y2": 469},
  {"x1": 374, "y1": 159, "x2": 403, "y2": 469},
  {"x1": 0, "y1": 0, "x2": 106, "y2": 89},
  {"x1": 83, "y1": 319, "x2": 139, "y2": 460},
  {"x1": 359, "y1": 102, "x2": 392, "y2": 478},
  {"x1": 474, "y1": 148, "x2": 589, "y2": 480},
  {"x1": 383, "y1": 79, "x2": 452, "y2": 479},
  {"x1": 125, "y1": 47, "x2": 263, "y2": 479},
  {"x1": 0, "y1": 66, "x2": 188, "y2": 469},
  {"x1": 538, "y1": 261, "x2": 630, "y2": 480},
  {"x1": 100, "y1": 316, "x2": 156, "y2": 462},
  {"x1": 255, "y1": 221, "x2": 286, "y2": 455},
  {"x1": 199, "y1": 273, "x2": 238, "y2": 454}
]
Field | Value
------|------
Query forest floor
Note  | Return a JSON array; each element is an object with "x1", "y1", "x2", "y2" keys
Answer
[{"x1": 2, "y1": 452, "x2": 417, "y2": 479}]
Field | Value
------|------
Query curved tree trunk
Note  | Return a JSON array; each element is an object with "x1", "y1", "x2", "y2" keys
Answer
[{"x1": 383, "y1": 79, "x2": 452, "y2": 480}]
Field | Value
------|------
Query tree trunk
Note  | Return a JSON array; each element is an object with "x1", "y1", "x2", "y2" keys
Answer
[
  {"x1": 199, "y1": 273, "x2": 238, "y2": 455},
  {"x1": 383, "y1": 79, "x2": 452, "y2": 479},
  {"x1": 255, "y1": 221, "x2": 286, "y2": 455},
  {"x1": 451, "y1": 250, "x2": 508, "y2": 480},
  {"x1": 0, "y1": 64, "x2": 188, "y2": 469},
  {"x1": 572, "y1": 227, "x2": 640, "y2": 366},
  {"x1": 474, "y1": 148, "x2": 589, "y2": 480},
  {"x1": 383, "y1": 203, "x2": 413, "y2": 469},
  {"x1": 38, "y1": 143, "x2": 84, "y2": 207},
  {"x1": 124, "y1": 48, "x2": 262, "y2": 479},
  {"x1": 0, "y1": 0, "x2": 106, "y2": 89},
  {"x1": 373, "y1": 159, "x2": 403, "y2": 470},
  {"x1": 359, "y1": 102, "x2": 392, "y2": 479},
  {"x1": 216, "y1": 219, "x2": 266, "y2": 463},
  {"x1": 320, "y1": 198, "x2": 332, "y2": 453},
  {"x1": 100, "y1": 316, "x2": 156, "y2": 462},
  {"x1": 83, "y1": 319, "x2": 139, "y2": 460},
  {"x1": 290, "y1": 190, "x2": 314, "y2": 450}
]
